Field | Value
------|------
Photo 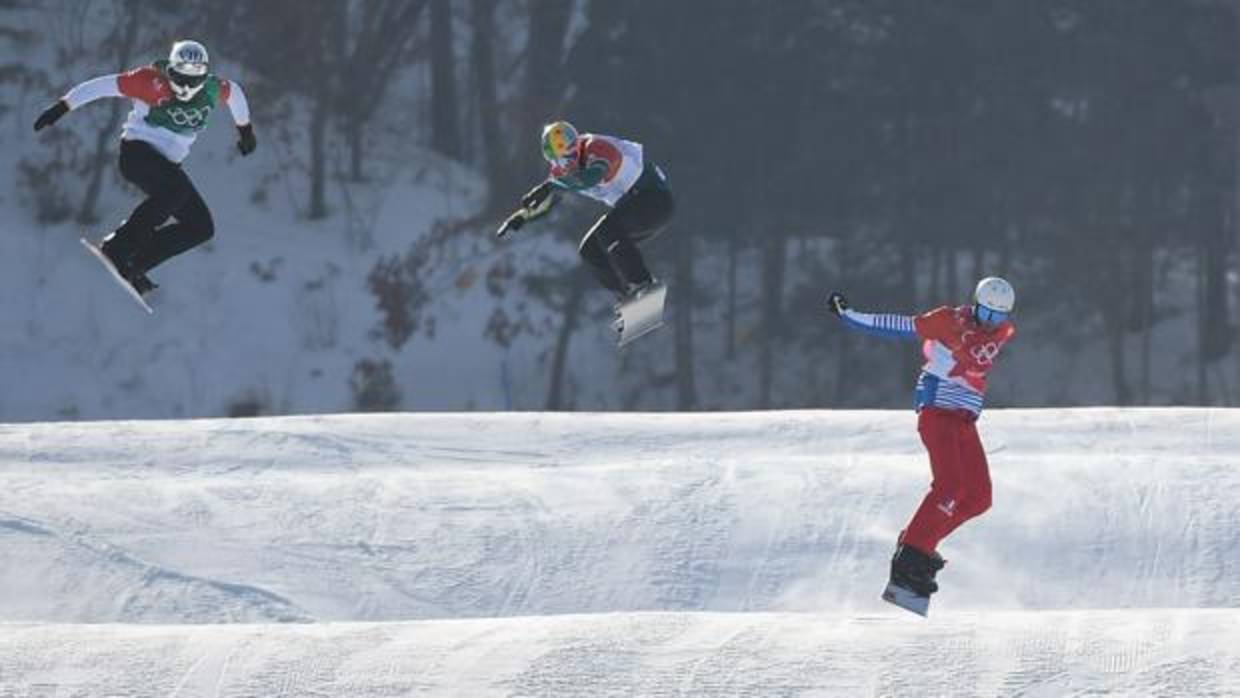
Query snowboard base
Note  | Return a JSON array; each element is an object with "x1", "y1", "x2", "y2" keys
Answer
[
  {"x1": 616, "y1": 282, "x2": 667, "y2": 347},
  {"x1": 882, "y1": 581, "x2": 931, "y2": 617},
  {"x1": 81, "y1": 238, "x2": 153, "y2": 314}
]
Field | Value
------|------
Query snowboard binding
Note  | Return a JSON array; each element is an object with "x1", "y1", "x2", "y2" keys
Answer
[
  {"x1": 882, "y1": 544, "x2": 945, "y2": 617},
  {"x1": 614, "y1": 279, "x2": 667, "y2": 347}
]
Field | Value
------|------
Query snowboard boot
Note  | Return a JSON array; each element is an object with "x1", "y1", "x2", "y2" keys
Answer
[
  {"x1": 605, "y1": 239, "x2": 654, "y2": 296},
  {"x1": 100, "y1": 236, "x2": 158, "y2": 296},
  {"x1": 100, "y1": 237, "x2": 137, "y2": 280},
  {"x1": 889, "y1": 544, "x2": 944, "y2": 597},
  {"x1": 625, "y1": 277, "x2": 660, "y2": 300},
  {"x1": 130, "y1": 272, "x2": 159, "y2": 296}
]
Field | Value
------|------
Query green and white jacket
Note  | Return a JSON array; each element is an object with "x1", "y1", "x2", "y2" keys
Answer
[{"x1": 63, "y1": 59, "x2": 250, "y2": 163}]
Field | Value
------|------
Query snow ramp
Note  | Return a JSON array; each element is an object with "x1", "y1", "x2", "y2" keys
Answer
[{"x1": 1, "y1": 409, "x2": 1238, "y2": 695}]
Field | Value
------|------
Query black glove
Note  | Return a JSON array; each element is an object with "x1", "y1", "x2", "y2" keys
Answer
[
  {"x1": 826, "y1": 291, "x2": 849, "y2": 316},
  {"x1": 33, "y1": 100, "x2": 69, "y2": 132},
  {"x1": 496, "y1": 210, "x2": 526, "y2": 238},
  {"x1": 521, "y1": 181, "x2": 553, "y2": 211},
  {"x1": 236, "y1": 123, "x2": 257, "y2": 156}
]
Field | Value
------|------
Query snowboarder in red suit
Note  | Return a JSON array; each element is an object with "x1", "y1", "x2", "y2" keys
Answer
[
  {"x1": 33, "y1": 39, "x2": 255, "y2": 298},
  {"x1": 826, "y1": 277, "x2": 1017, "y2": 601}
]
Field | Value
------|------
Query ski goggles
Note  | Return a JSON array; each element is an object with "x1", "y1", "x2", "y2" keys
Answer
[
  {"x1": 975, "y1": 304, "x2": 1009, "y2": 326},
  {"x1": 168, "y1": 68, "x2": 207, "y2": 89}
]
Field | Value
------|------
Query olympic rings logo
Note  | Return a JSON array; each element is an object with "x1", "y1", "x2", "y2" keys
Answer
[
  {"x1": 970, "y1": 341, "x2": 1001, "y2": 364},
  {"x1": 165, "y1": 105, "x2": 212, "y2": 129}
]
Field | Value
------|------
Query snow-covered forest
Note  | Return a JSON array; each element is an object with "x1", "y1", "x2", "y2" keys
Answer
[{"x1": 2, "y1": 0, "x2": 1238, "y2": 419}]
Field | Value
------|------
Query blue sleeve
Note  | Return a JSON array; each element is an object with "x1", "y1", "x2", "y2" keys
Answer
[{"x1": 840, "y1": 309, "x2": 918, "y2": 341}]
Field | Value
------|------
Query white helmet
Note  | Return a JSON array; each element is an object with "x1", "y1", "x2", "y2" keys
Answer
[
  {"x1": 974, "y1": 276, "x2": 1015, "y2": 312},
  {"x1": 974, "y1": 276, "x2": 1015, "y2": 325},
  {"x1": 167, "y1": 40, "x2": 209, "y2": 101}
]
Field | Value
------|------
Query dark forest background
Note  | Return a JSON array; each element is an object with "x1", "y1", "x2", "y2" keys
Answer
[{"x1": 4, "y1": 0, "x2": 1238, "y2": 412}]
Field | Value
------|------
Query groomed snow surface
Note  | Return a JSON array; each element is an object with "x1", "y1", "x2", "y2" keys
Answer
[{"x1": 1, "y1": 409, "x2": 1238, "y2": 696}]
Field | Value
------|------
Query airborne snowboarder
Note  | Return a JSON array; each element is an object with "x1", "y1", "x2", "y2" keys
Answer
[
  {"x1": 826, "y1": 277, "x2": 1017, "y2": 615},
  {"x1": 33, "y1": 39, "x2": 256, "y2": 309},
  {"x1": 497, "y1": 120, "x2": 674, "y2": 344}
]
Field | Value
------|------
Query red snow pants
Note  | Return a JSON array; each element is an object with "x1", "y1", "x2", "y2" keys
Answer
[{"x1": 900, "y1": 407, "x2": 993, "y2": 555}]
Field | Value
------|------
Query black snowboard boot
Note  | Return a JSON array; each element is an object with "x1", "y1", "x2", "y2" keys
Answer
[
  {"x1": 890, "y1": 544, "x2": 944, "y2": 596},
  {"x1": 130, "y1": 272, "x2": 158, "y2": 296},
  {"x1": 100, "y1": 237, "x2": 137, "y2": 280},
  {"x1": 101, "y1": 235, "x2": 158, "y2": 296},
  {"x1": 605, "y1": 238, "x2": 653, "y2": 297}
]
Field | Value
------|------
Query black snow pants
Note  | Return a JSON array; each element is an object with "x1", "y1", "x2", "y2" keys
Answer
[
  {"x1": 105, "y1": 139, "x2": 215, "y2": 275},
  {"x1": 578, "y1": 162, "x2": 674, "y2": 296}
]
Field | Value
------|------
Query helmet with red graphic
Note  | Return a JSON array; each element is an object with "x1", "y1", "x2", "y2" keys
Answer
[
  {"x1": 973, "y1": 276, "x2": 1015, "y2": 326},
  {"x1": 540, "y1": 120, "x2": 579, "y2": 164},
  {"x1": 167, "y1": 40, "x2": 210, "y2": 102}
]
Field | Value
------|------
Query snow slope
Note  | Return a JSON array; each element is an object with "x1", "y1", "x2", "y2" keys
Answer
[
  {"x1": 1, "y1": 7, "x2": 584, "y2": 421},
  {"x1": 1, "y1": 408, "x2": 1239, "y2": 695},
  {"x1": 0, "y1": 130, "x2": 545, "y2": 419},
  {"x1": 7, "y1": 610, "x2": 1239, "y2": 696}
]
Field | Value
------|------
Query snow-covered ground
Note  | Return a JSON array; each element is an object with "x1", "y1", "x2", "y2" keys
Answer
[
  {"x1": 7, "y1": 610, "x2": 1239, "y2": 696},
  {"x1": 0, "y1": 125, "x2": 566, "y2": 419},
  {"x1": 2, "y1": 408, "x2": 1238, "y2": 695}
]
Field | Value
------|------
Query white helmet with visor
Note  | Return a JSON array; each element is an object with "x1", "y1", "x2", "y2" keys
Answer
[
  {"x1": 973, "y1": 276, "x2": 1015, "y2": 326},
  {"x1": 167, "y1": 40, "x2": 209, "y2": 102}
]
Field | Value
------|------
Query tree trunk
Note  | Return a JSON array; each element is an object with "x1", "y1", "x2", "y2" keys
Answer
[
  {"x1": 1232, "y1": 0, "x2": 1240, "y2": 406},
  {"x1": 1202, "y1": 212, "x2": 1232, "y2": 363},
  {"x1": 674, "y1": 224, "x2": 697, "y2": 409},
  {"x1": 899, "y1": 242, "x2": 918, "y2": 384},
  {"x1": 429, "y1": 0, "x2": 461, "y2": 159},
  {"x1": 1197, "y1": 246, "x2": 1211, "y2": 404},
  {"x1": 77, "y1": 5, "x2": 140, "y2": 224},
  {"x1": 1108, "y1": 315, "x2": 1132, "y2": 406},
  {"x1": 77, "y1": 99, "x2": 123, "y2": 226},
  {"x1": 526, "y1": 0, "x2": 573, "y2": 97},
  {"x1": 546, "y1": 272, "x2": 587, "y2": 409},
  {"x1": 997, "y1": 226, "x2": 1013, "y2": 278},
  {"x1": 348, "y1": 119, "x2": 364, "y2": 182},
  {"x1": 946, "y1": 246, "x2": 959, "y2": 300},
  {"x1": 1141, "y1": 309, "x2": 1152, "y2": 404},
  {"x1": 471, "y1": 0, "x2": 507, "y2": 207},
  {"x1": 758, "y1": 231, "x2": 786, "y2": 408},
  {"x1": 309, "y1": 91, "x2": 330, "y2": 219},
  {"x1": 337, "y1": 0, "x2": 429, "y2": 181},
  {"x1": 970, "y1": 247, "x2": 984, "y2": 287},
  {"x1": 514, "y1": 0, "x2": 573, "y2": 186},
  {"x1": 832, "y1": 237, "x2": 855, "y2": 405},
  {"x1": 1137, "y1": 238, "x2": 1155, "y2": 402},
  {"x1": 725, "y1": 227, "x2": 738, "y2": 359}
]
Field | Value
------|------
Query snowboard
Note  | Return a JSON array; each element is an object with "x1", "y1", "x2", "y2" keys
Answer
[
  {"x1": 615, "y1": 282, "x2": 667, "y2": 347},
  {"x1": 80, "y1": 238, "x2": 154, "y2": 314},
  {"x1": 882, "y1": 580, "x2": 930, "y2": 617}
]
